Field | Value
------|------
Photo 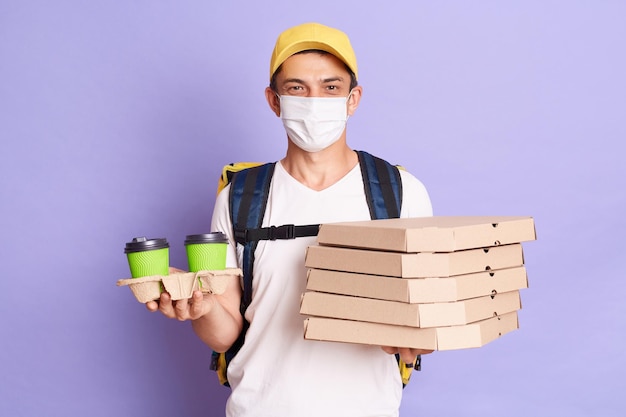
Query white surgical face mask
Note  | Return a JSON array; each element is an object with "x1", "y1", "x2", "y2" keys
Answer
[{"x1": 278, "y1": 94, "x2": 350, "y2": 153}]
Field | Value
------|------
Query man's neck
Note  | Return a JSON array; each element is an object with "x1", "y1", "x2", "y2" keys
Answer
[{"x1": 280, "y1": 141, "x2": 358, "y2": 191}]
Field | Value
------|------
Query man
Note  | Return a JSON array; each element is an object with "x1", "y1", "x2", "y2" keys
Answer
[{"x1": 148, "y1": 22, "x2": 433, "y2": 416}]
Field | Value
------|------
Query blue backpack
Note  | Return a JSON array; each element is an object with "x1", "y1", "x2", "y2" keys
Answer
[{"x1": 210, "y1": 150, "x2": 420, "y2": 387}]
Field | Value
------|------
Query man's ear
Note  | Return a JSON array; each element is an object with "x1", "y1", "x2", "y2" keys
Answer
[
  {"x1": 347, "y1": 86, "x2": 363, "y2": 117},
  {"x1": 265, "y1": 87, "x2": 281, "y2": 117}
]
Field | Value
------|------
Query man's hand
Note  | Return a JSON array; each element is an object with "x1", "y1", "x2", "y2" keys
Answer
[
  {"x1": 381, "y1": 346, "x2": 434, "y2": 366},
  {"x1": 146, "y1": 290, "x2": 215, "y2": 321},
  {"x1": 143, "y1": 266, "x2": 243, "y2": 351},
  {"x1": 144, "y1": 267, "x2": 214, "y2": 321}
]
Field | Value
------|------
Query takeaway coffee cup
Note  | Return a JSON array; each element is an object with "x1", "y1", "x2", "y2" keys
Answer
[
  {"x1": 124, "y1": 237, "x2": 170, "y2": 278},
  {"x1": 184, "y1": 232, "x2": 228, "y2": 272}
]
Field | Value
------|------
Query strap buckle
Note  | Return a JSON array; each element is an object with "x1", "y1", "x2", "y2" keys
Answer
[
  {"x1": 268, "y1": 224, "x2": 295, "y2": 240},
  {"x1": 234, "y1": 228, "x2": 248, "y2": 244}
]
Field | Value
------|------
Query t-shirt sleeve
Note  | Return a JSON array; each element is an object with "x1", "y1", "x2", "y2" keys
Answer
[
  {"x1": 398, "y1": 169, "x2": 433, "y2": 218},
  {"x1": 210, "y1": 184, "x2": 239, "y2": 269}
]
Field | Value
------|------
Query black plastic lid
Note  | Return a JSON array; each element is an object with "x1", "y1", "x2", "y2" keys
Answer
[
  {"x1": 184, "y1": 232, "x2": 228, "y2": 245},
  {"x1": 124, "y1": 237, "x2": 169, "y2": 253}
]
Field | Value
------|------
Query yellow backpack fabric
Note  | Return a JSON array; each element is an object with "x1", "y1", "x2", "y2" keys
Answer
[{"x1": 217, "y1": 162, "x2": 265, "y2": 196}]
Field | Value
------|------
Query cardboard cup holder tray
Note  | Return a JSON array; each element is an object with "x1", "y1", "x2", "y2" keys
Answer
[{"x1": 117, "y1": 268, "x2": 242, "y2": 303}]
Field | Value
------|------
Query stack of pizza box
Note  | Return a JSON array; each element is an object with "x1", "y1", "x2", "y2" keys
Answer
[{"x1": 300, "y1": 216, "x2": 536, "y2": 351}]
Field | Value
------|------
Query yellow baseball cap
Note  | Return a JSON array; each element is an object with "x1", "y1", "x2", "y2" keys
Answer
[{"x1": 269, "y1": 22, "x2": 358, "y2": 81}]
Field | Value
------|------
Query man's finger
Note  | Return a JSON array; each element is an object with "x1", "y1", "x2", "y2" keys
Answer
[
  {"x1": 145, "y1": 300, "x2": 159, "y2": 312},
  {"x1": 174, "y1": 297, "x2": 190, "y2": 321},
  {"x1": 397, "y1": 347, "x2": 417, "y2": 365},
  {"x1": 189, "y1": 291, "x2": 207, "y2": 320},
  {"x1": 158, "y1": 292, "x2": 176, "y2": 318},
  {"x1": 381, "y1": 346, "x2": 397, "y2": 355}
]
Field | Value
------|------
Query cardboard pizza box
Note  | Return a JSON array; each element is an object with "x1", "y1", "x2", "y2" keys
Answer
[
  {"x1": 303, "y1": 311, "x2": 519, "y2": 351},
  {"x1": 304, "y1": 244, "x2": 525, "y2": 278},
  {"x1": 306, "y1": 266, "x2": 528, "y2": 303},
  {"x1": 317, "y1": 216, "x2": 536, "y2": 253},
  {"x1": 300, "y1": 290, "x2": 521, "y2": 328}
]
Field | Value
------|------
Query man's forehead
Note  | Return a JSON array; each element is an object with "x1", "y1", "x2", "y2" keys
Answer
[{"x1": 278, "y1": 52, "x2": 350, "y2": 81}]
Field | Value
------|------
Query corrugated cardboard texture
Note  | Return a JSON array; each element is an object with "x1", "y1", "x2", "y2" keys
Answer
[
  {"x1": 306, "y1": 266, "x2": 528, "y2": 303},
  {"x1": 303, "y1": 311, "x2": 519, "y2": 350},
  {"x1": 317, "y1": 216, "x2": 536, "y2": 252},
  {"x1": 117, "y1": 268, "x2": 242, "y2": 303},
  {"x1": 305, "y1": 244, "x2": 525, "y2": 278},
  {"x1": 300, "y1": 290, "x2": 521, "y2": 328}
]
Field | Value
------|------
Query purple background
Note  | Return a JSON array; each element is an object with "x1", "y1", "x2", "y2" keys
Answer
[{"x1": 1, "y1": 1, "x2": 624, "y2": 416}]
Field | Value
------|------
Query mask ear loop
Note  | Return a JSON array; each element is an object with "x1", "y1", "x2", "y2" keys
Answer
[
  {"x1": 274, "y1": 93, "x2": 283, "y2": 117},
  {"x1": 346, "y1": 89, "x2": 354, "y2": 120}
]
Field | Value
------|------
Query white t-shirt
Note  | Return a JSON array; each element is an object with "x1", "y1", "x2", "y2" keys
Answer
[{"x1": 210, "y1": 160, "x2": 432, "y2": 417}]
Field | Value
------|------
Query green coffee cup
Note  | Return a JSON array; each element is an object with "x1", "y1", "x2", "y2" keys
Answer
[
  {"x1": 124, "y1": 237, "x2": 170, "y2": 278},
  {"x1": 184, "y1": 233, "x2": 228, "y2": 272}
]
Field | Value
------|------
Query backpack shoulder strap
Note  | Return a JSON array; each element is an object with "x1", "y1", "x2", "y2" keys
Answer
[
  {"x1": 228, "y1": 162, "x2": 276, "y2": 306},
  {"x1": 210, "y1": 162, "x2": 276, "y2": 386},
  {"x1": 356, "y1": 150, "x2": 403, "y2": 219}
]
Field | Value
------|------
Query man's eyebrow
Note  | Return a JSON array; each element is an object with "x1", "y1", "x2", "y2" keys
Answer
[
  {"x1": 281, "y1": 76, "x2": 345, "y2": 85},
  {"x1": 283, "y1": 78, "x2": 306, "y2": 84}
]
